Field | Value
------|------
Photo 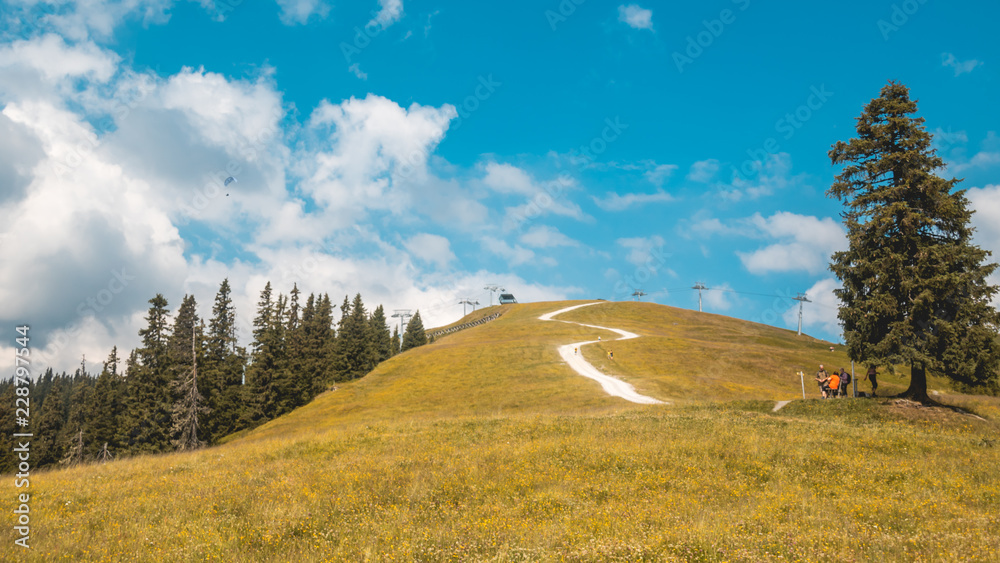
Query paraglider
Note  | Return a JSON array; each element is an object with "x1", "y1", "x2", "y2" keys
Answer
[{"x1": 224, "y1": 176, "x2": 237, "y2": 196}]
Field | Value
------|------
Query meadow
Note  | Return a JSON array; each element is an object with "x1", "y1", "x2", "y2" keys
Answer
[{"x1": 3, "y1": 301, "x2": 998, "y2": 561}]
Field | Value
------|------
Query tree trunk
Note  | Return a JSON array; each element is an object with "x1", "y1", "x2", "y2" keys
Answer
[{"x1": 899, "y1": 362, "x2": 931, "y2": 403}]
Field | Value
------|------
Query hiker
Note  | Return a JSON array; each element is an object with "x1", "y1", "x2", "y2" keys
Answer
[
  {"x1": 607, "y1": 350, "x2": 614, "y2": 360},
  {"x1": 815, "y1": 364, "x2": 829, "y2": 398},
  {"x1": 864, "y1": 366, "x2": 878, "y2": 396},
  {"x1": 839, "y1": 367, "x2": 851, "y2": 398},
  {"x1": 574, "y1": 347, "x2": 578, "y2": 355},
  {"x1": 827, "y1": 370, "x2": 841, "y2": 398}
]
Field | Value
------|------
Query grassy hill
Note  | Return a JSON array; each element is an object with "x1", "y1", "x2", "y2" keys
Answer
[{"x1": 4, "y1": 301, "x2": 999, "y2": 561}]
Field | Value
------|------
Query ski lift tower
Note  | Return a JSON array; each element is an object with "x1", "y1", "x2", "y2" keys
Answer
[
  {"x1": 692, "y1": 282, "x2": 708, "y2": 312},
  {"x1": 391, "y1": 309, "x2": 412, "y2": 337},
  {"x1": 458, "y1": 298, "x2": 479, "y2": 316},
  {"x1": 631, "y1": 289, "x2": 646, "y2": 302},
  {"x1": 484, "y1": 284, "x2": 504, "y2": 307},
  {"x1": 792, "y1": 293, "x2": 811, "y2": 336}
]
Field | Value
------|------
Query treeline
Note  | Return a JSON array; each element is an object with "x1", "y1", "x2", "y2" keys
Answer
[{"x1": 0, "y1": 279, "x2": 429, "y2": 472}]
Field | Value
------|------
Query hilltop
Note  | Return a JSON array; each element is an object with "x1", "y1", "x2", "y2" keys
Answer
[{"x1": 3, "y1": 301, "x2": 999, "y2": 562}]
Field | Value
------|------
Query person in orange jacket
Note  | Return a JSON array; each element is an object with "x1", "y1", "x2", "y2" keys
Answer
[{"x1": 827, "y1": 370, "x2": 841, "y2": 398}]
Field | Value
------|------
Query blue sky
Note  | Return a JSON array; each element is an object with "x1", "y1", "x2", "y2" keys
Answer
[{"x1": 2, "y1": 0, "x2": 999, "y2": 375}]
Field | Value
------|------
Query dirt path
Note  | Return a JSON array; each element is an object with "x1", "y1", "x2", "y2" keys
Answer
[{"x1": 540, "y1": 302, "x2": 665, "y2": 405}]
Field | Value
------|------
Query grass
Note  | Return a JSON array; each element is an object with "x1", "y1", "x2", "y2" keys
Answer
[{"x1": 3, "y1": 300, "x2": 999, "y2": 561}]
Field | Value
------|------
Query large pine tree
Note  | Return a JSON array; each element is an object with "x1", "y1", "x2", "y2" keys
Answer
[
  {"x1": 32, "y1": 376, "x2": 67, "y2": 466},
  {"x1": 203, "y1": 279, "x2": 247, "y2": 442},
  {"x1": 122, "y1": 295, "x2": 174, "y2": 454},
  {"x1": 401, "y1": 310, "x2": 428, "y2": 352},
  {"x1": 243, "y1": 282, "x2": 283, "y2": 425},
  {"x1": 369, "y1": 305, "x2": 393, "y2": 365},
  {"x1": 828, "y1": 81, "x2": 1000, "y2": 401},
  {"x1": 277, "y1": 284, "x2": 304, "y2": 414},
  {"x1": 62, "y1": 362, "x2": 93, "y2": 464},
  {"x1": 168, "y1": 295, "x2": 208, "y2": 450},
  {"x1": 334, "y1": 294, "x2": 376, "y2": 380},
  {"x1": 300, "y1": 292, "x2": 335, "y2": 401},
  {"x1": 87, "y1": 347, "x2": 124, "y2": 458}
]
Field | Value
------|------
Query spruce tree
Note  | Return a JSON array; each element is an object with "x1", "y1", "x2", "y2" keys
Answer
[
  {"x1": 299, "y1": 292, "x2": 335, "y2": 402},
  {"x1": 122, "y1": 294, "x2": 174, "y2": 454},
  {"x1": 168, "y1": 295, "x2": 208, "y2": 450},
  {"x1": 88, "y1": 347, "x2": 124, "y2": 458},
  {"x1": 277, "y1": 286, "x2": 304, "y2": 414},
  {"x1": 829, "y1": 81, "x2": 1000, "y2": 401},
  {"x1": 32, "y1": 376, "x2": 67, "y2": 467},
  {"x1": 203, "y1": 279, "x2": 247, "y2": 442},
  {"x1": 63, "y1": 363, "x2": 93, "y2": 462},
  {"x1": 335, "y1": 294, "x2": 375, "y2": 380},
  {"x1": 390, "y1": 326, "x2": 401, "y2": 357},
  {"x1": 332, "y1": 295, "x2": 352, "y2": 380},
  {"x1": 243, "y1": 282, "x2": 283, "y2": 425},
  {"x1": 401, "y1": 310, "x2": 428, "y2": 352},
  {"x1": 0, "y1": 381, "x2": 20, "y2": 472},
  {"x1": 369, "y1": 305, "x2": 392, "y2": 365}
]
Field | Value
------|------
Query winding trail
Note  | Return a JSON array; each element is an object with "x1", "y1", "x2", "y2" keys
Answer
[{"x1": 540, "y1": 302, "x2": 666, "y2": 405}]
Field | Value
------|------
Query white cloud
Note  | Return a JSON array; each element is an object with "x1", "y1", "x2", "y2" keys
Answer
[
  {"x1": 645, "y1": 163, "x2": 677, "y2": 186},
  {"x1": 369, "y1": 0, "x2": 405, "y2": 28},
  {"x1": 617, "y1": 235, "x2": 666, "y2": 269},
  {"x1": 405, "y1": 233, "x2": 456, "y2": 267},
  {"x1": 276, "y1": 0, "x2": 331, "y2": 25},
  {"x1": 941, "y1": 52, "x2": 983, "y2": 77},
  {"x1": 703, "y1": 283, "x2": 735, "y2": 312},
  {"x1": 302, "y1": 94, "x2": 458, "y2": 226},
  {"x1": 158, "y1": 67, "x2": 284, "y2": 153},
  {"x1": 968, "y1": 183, "x2": 1000, "y2": 305},
  {"x1": 737, "y1": 212, "x2": 847, "y2": 275},
  {"x1": 13, "y1": 0, "x2": 173, "y2": 41},
  {"x1": 618, "y1": 4, "x2": 653, "y2": 30},
  {"x1": 0, "y1": 94, "x2": 190, "y2": 374},
  {"x1": 0, "y1": 34, "x2": 118, "y2": 85},
  {"x1": 483, "y1": 162, "x2": 536, "y2": 196},
  {"x1": 686, "y1": 159, "x2": 719, "y2": 183},
  {"x1": 688, "y1": 217, "x2": 750, "y2": 238},
  {"x1": 482, "y1": 164, "x2": 587, "y2": 230},
  {"x1": 481, "y1": 237, "x2": 536, "y2": 266},
  {"x1": 348, "y1": 63, "x2": 368, "y2": 80},
  {"x1": 721, "y1": 153, "x2": 801, "y2": 201},
  {"x1": 932, "y1": 127, "x2": 968, "y2": 150},
  {"x1": 519, "y1": 225, "x2": 579, "y2": 248},
  {"x1": 946, "y1": 131, "x2": 1000, "y2": 174},
  {"x1": 592, "y1": 189, "x2": 673, "y2": 211}
]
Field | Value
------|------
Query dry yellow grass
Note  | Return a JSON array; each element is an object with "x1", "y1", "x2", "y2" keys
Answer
[{"x1": 3, "y1": 300, "x2": 998, "y2": 561}]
